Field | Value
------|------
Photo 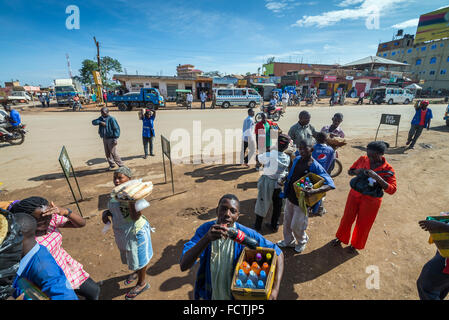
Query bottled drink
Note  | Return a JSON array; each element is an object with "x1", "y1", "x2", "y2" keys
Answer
[
  {"x1": 238, "y1": 269, "x2": 248, "y2": 283},
  {"x1": 251, "y1": 262, "x2": 261, "y2": 276},
  {"x1": 227, "y1": 228, "x2": 259, "y2": 249},
  {"x1": 241, "y1": 261, "x2": 251, "y2": 275},
  {"x1": 262, "y1": 262, "x2": 270, "y2": 274},
  {"x1": 248, "y1": 270, "x2": 258, "y2": 284},
  {"x1": 259, "y1": 270, "x2": 267, "y2": 284},
  {"x1": 245, "y1": 279, "x2": 256, "y2": 289},
  {"x1": 265, "y1": 253, "x2": 272, "y2": 262},
  {"x1": 257, "y1": 280, "x2": 265, "y2": 289},
  {"x1": 255, "y1": 253, "x2": 263, "y2": 263},
  {"x1": 235, "y1": 279, "x2": 244, "y2": 288}
]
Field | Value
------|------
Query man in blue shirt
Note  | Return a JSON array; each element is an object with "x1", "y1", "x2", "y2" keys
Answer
[
  {"x1": 0, "y1": 104, "x2": 21, "y2": 139},
  {"x1": 406, "y1": 100, "x2": 433, "y2": 150},
  {"x1": 12, "y1": 213, "x2": 78, "y2": 300},
  {"x1": 312, "y1": 132, "x2": 336, "y2": 173},
  {"x1": 139, "y1": 108, "x2": 156, "y2": 158},
  {"x1": 92, "y1": 107, "x2": 124, "y2": 170},
  {"x1": 180, "y1": 194, "x2": 284, "y2": 300}
]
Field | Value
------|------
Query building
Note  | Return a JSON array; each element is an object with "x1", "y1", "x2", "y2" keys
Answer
[
  {"x1": 376, "y1": 6, "x2": 449, "y2": 92},
  {"x1": 176, "y1": 64, "x2": 203, "y2": 78},
  {"x1": 262, "y1": 62, "x2": 338, "y2": 77}
]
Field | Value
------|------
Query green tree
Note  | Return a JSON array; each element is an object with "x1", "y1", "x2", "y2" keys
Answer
[{"x1": 78, "y1": 56, "x2": 122, "y2": 89}]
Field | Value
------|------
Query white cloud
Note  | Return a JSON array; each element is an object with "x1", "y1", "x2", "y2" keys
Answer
[
  {"x1": 391, "y1": 18, "x2": 419, "y2": 29},
  {"x1": 266, "y1": 1, "x2": 288, "y2": 13},
  {"x1": 293, "y1": 0, "x2": 408, "y2": 28},
  {"x1": 265, "y1": 0, "x2": 305, "y2": 14}
]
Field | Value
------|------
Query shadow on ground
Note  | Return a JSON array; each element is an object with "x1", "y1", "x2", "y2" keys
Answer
[
  {"x1": 86, "y1": 155, "x2": 145, "y2": 166},
  {"x1": 279, "y1": 240, "x2": 359, "y2": 300},
  {"x1": 352, "y1": 144, "x2": 408, "y2": 155},
  {"x1": 184, "y1": 164, "x2": 255, "y2": 183}
]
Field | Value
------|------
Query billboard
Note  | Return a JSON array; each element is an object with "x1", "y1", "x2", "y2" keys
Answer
[{"x1": 415, "y1": 6, "x2": 449, "y2": 44}]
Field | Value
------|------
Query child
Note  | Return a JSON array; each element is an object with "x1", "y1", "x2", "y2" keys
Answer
[{"x1": 102, "y1": 166, "x2": 154, "y2": 300}]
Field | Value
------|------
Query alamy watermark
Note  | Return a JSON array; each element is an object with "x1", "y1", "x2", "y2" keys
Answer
[
  {"x1": 65, "y1": 5, "x2": 80, "y2": 30},
  {"x1": 365, "y1": 265, "x2": 380, "y2": 290}
]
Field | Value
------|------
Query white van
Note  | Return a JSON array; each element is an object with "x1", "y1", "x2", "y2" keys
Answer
[
  {"x1": 371, "y1": 87, "x2": 414, "y2": 105},
  {"x1": 11, "y1": 91, "x2": 32, "y2": 101},
  {"x1": 213, "y1": 88, "x2": 261, "y2": 108}
]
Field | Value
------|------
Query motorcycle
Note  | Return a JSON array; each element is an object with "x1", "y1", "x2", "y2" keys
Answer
[
  {"x1": 255, "y1": 104, "x2": 284, "y2": 122},
  {"x1": 326, "y1": 138, "x2": 346, "y2": 177},
  {"x1": 0, "y1": 124, "x2": 27, "y2": 145},
  {"x1": 71, "y1": 98, "x2": 83, "y2": 111}
]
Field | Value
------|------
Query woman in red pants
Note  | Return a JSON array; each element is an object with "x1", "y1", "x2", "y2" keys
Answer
[{"x1": 332, "y1": 141, "x2": 397, "y2": 252}]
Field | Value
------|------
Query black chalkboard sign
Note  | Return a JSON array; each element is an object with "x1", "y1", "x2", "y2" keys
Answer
[{"x1": 375, "y1": 114, "x2": 401, "y2": 147}]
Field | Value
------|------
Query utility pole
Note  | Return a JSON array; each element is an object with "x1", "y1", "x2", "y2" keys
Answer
[
  {"x1": 66, "y1": 53, "x2": 73, "y2": 79},
  {"x1": 93, "y1": 36, "x2": 104, "y2": 104}
]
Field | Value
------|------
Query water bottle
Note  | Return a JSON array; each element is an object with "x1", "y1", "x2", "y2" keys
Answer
[
  {"x1": 257, "y1": 280, "x2": 265, "y2": 289},
  {"x1": 248, "y1": 270, "x2": 258, "y2": 284},
  {"x1": 227, "y1": 228, "x2": 259, "y2": 249},
  {"x1": 235, "y1": 279, "x2": 244, "y2": 288},
  {"x1": 245, "y1": 279, "x2": 256, "y2": 289},
  {"x1": 238, "y1": 269, "x2": 248, "y2": 283},
  {"x1": 259, "y1": 270, "x2": 267, "y2": 284}
]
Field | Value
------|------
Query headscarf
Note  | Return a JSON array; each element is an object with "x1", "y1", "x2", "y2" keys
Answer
[
  {"x1": 367, "y1": 141, "x2": 389, "y2": 155},
  {"x1": 9, "y1": 197, "x2": 49, "y2": 215},
  {"x1": 115, "y1": 166, "x2": 133, "y2": 178}
]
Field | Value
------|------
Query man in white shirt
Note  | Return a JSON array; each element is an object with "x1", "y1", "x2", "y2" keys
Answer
[
  {"x1": 200, "y1": 91, "x2": 207, "y2": 110},
  {"x1": 282, "y1": 91, "x2": 289, "y2": 113},
  {"x1": 186, "y1": 92, "x2": 193, "y2": 110},
  {"x1": 242, "y1": 108, "x2": 256, "y2": 167}
]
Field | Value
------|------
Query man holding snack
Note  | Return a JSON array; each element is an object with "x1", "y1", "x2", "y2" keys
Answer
[
  {"x1": 180, "y1": 194, "x2": 284, "y2": 300},
  {"x1": 102, "y1": 166, "x2": 154, "y2": 300}
]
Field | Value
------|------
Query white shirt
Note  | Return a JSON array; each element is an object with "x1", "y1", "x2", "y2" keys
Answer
[
  {"x1": 200, "y1": 92, "x2": 207, "y2": 102},
  {"x1": 257, "y1": 150, "x2": 290, "y2": 185},
  {"x1": 187, "y1": 94, "x2": 193, "y2": 102},
  {"x1": 242, "y1": 115, "x2": 255, "y2": 142},
  {"x1": 282, "y1": 92, "x2": 289, "y2": 102}
]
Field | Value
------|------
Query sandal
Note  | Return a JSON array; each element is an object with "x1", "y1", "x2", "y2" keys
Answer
[
  {"x1": 331, "y1": 238, "x2": 342, "y2": 247},
  {"x1": 124, "y1": 273, "x2": 138, "y2": 286},
  {"x1": 125, "y1": 283, "x2": 150, "y2": 300}
]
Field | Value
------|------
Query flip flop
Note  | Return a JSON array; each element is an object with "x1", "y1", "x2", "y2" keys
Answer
[
  {"x1": 125, "y1": 283, "x2": 150, "y2": 300},
  {"x1": 124, "y1": 273, "x2": 138, "y2": 286}
]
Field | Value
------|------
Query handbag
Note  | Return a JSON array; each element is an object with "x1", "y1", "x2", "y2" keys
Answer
[{"x1": 350, "y1": 171, "x2": 385, "y2": 198}]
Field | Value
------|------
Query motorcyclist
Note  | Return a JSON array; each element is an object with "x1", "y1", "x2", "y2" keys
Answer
[
  {"x1": 72, "y1": 94, "x2": 83, "y2": 110},
  {"x1": 0, "y1": 104, "x2": 21, "y2": 138}
]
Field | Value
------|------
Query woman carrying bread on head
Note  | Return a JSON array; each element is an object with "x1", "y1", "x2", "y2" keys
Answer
[
  {"x1": 102, "y1": 166, "x2": 154, "y2": 300},
  {"x1": 332, "y1": 141, "x2": 397, "y2": 253}
]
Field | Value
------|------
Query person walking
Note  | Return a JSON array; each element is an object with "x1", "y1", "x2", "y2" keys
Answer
[
  {"x1": 139, "y1": 108, "x2": 156, "y2": 158},
  {"x1": 332, "y1": 141, "x2": 397, "y2": 253},
  {"x1": 102, "y1": 167, "x2": 155, "y2": 300},
  {"x1": 255, "y1": 113, "x2": 277, "y2": 171},
  {"x1": 281, "y1": 91, "x2": 289, "y2": 113},
  {"x1": 186, "y1": 92, "x2": 193, "y2": 110},
  {"x1": 356, "y1": 91, "x2": 365, "y2": 105},
  {"x1": 38, "y1": 95, "x2": 46, "y2": 108},
  {"x1": 406, "y1": 100, "x2": 433, "y2": 150},
  {"x1": 200, "y1": 91, "x2": 207, "y2": 110},
  {"x1": 92, "y1": 107, "x2": 124, "y2": 170},
  {"x1": 242, "y1": 108, "x2": 256, "y2": 167},
  {"x1": 45, "y1": 94, "x2": 51, "y2": 108}
]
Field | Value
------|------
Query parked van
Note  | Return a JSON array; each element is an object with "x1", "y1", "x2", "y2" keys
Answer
[
  {"x1": 213, "y1": 88, "x2": 261, "y2": 108},
  {"x1": 371, "y1": 87, "x2": 414, "y2": 105},
  {"x1": 11, "y1": 91, "x2": 32, "y2": 101}
]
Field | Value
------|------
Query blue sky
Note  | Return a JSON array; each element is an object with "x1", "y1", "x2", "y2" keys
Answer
[{"x1": 0, "y1": 0, "x2": 448, "y2": 86}]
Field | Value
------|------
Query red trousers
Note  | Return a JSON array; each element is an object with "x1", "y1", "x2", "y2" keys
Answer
[{"x1": 336, "y1": 189, "x2": 382, "y2": 250}]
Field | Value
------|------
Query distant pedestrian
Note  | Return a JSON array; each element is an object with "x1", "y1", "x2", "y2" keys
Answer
[
  {"x1": 139, "y1": 108, "x2": 156, "y2": 158},
  {"x1": 103, "y1": 91, "x2": 108, "y2": 106},
  {"x1": 406, "y1": 100, "x2": 433, "y2": 150},
  {"x1": 200, "y1": 91, "x2": 207, "y2": 110},
  {"x1": 242, "y1": 108, "x2": 256, "y2": 167},
  {"x1": 356, "y1": 91, "x2": 365, "y2": 105},
  {"x1": 282, "y1": 91, "x2": 289, "y2": 113},
  {"x1": 186, "y1": 92, "x2": 193, "y2": 110},
  {"x1": 45, "y1": 94, "x2": 50, "y2": 108},
  {"x1": 92, "y1": 107, "x2": 124, "y2": 170},
  {"x1": 38, "y1": 95, "x2": 45, "y2": 108}
]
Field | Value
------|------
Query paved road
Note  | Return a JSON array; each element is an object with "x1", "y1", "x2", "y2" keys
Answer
[{"x1": 1, "y1": 104, "x2": 447, "y2": 191}]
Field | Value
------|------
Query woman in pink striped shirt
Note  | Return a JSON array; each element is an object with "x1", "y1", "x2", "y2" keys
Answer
[{"x1": 11, "y1": 196, "x2": 100, "y2": 300}]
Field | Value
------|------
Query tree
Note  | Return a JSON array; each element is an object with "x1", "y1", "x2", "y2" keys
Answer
[
  {"x1": 78, "y1": 56, "x2": 122, "y2": 89},
  {"x1": 266, "y1": 57, "x2": 275, "y2": 64},
  {"x1": 203, "y1": 70, "x2": 223, "y2": 78}
]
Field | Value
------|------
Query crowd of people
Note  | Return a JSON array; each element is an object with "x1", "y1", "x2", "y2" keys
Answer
[{"x1": 0, "y1": 98, "x2": 447, "y2": 301}]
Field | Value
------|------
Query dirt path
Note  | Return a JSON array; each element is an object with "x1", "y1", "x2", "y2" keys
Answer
[{"x1": 1, "y1": 125, "x2": 448, "y2": 300}]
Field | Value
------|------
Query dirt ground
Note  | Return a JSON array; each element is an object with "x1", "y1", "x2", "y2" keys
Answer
[{"x1": 1, "y1": 126, "x2": 449, "y2": 300}]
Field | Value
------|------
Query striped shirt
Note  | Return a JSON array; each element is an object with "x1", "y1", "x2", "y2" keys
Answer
[{"x1": 36, "y1": 214, "x2": 89, "y2": 289}]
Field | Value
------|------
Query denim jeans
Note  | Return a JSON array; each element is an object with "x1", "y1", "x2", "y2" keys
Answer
[
  {"x1": 143, "y1": 136, "x2": 154, "y2": 156},
  {"x1": 407, "y1": 124, "x2": 424, "y2": 148}
]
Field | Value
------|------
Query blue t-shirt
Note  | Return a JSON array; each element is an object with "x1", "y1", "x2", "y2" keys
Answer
[
  {"x1": 312, "y1": 143, "x2": 336, "y2": 172},
  {"x1": 13, "y1": 244, "x2": 78, "y2": 300},
  {"x1": 9, "y1": 109, "x2": 21, "y2": 127}
]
